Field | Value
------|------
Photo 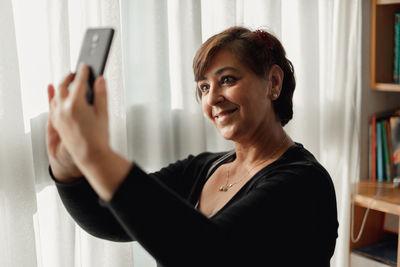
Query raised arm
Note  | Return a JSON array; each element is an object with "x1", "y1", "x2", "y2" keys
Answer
[
  {"x1": 51, "y1": 153, "x2": 203, "y2": 243},
  {"x1": 52, "y1": 168, "x2": 133, "y2": 242}
]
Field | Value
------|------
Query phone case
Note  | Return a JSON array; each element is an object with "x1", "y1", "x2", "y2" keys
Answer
[{"x1": 75, "y1": 28, "x2": 114, "y2": 104}]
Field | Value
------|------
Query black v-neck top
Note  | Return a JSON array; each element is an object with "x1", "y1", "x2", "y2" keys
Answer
[{"x1": 53, "y1": 143, "x2": 338, "y2": 267}]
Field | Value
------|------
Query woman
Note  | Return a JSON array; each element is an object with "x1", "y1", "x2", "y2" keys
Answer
[{"x1": 47, "y1": 26, "x2": 338, "y2": 267}]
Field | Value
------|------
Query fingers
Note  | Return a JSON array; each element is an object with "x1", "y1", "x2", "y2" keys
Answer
[
  {"x1": 59, "y1": 72, "x2": 75, "y2": 99},
  {"x1": 47, "y1": 72, "x2": 74, "y2": 108},
  {"x1": 46, "y1": 84, "x2": 60, "y2": 158},
  {"x1": 70, "y1": 63, "x2": 90, "y2": 103},
  {"x1": 46, "y1": 121, "x2": 61, "y2": 157},
  {"x1": 47, "y1": 84, "x2": 55, "y2": 104},
  {"x1": 47, "y1": 84, "x2": 57, "y2": 132},
  {"x1": 94, "y1": 76, "x2": 108, "y2": 117},
  {"x1": 49, "y1": 72, "x2": 74, "y2": 130}
]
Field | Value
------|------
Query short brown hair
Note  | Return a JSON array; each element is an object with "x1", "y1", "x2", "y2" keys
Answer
[{"x1": 193, "y1": 26, "x2": 296, "y2": 126}]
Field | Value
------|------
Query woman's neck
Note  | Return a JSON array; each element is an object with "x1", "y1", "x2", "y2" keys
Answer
[{"x1": 232, "y1": 124, "x2": 293, "y2": 172}]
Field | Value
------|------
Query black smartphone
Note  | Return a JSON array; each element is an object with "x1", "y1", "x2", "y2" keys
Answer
[{"x1": 75, "y1": 28, "x2": 114, "y2": 104}]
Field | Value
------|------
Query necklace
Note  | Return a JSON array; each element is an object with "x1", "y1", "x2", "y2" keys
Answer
[{"x1": 219, "y1": 133, "x2": 289, "y2": 192}]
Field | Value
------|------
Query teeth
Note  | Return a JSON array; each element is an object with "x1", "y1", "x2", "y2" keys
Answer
[{"x1": 214, "y1": 108, "x2": 238, "y2": 119}]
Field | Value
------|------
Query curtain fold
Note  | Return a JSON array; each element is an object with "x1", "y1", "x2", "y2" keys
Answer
[
  {"x1": 4, "y1": 0, "x2": 134, "y2": 266},
  {"x1": 1, "y1": 0, "x2": 360, "y2": 266},
  {"x1": 122, "y1": 0, "x2": 174, "y2": 172},
  {"x1": 318, "y1": 1, "x2": 362, "y2": 266},
  {"x1": 282, "y1": 0, "x2": 322, "y2": 158},
  {"x1": 0, "y1": 0, "x2": 37, "y2": 266}
]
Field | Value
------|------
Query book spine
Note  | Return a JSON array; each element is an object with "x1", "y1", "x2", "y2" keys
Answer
[
  {"x1": 398, "y1": 13, "x2": 400, "y2": 84},
  {"x1": 369, "y1": 122, "x2": 372, "y2": 180},
  {"x1": 390, "y1": 116, "x2": 400, "y2": 179},
  {"x1": 395, "y1": 14, "x2": 400, "y2": 83},
  {"x1": 377, "y1": 121, "x2": 383, "y2": 182},
  {"x1": 385, "y1": 120, "x2": 394, "y2": 182},
  {"x1": 381, "y1": 120, "x2": 391, "y2": 182},
  {"x1": 371, "y1": 115, "x2": 377, "y2": 182}
]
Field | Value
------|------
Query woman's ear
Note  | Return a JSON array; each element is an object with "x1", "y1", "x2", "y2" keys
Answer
[{"x1": 268, "y1": 65, "x2": 284, "y2": 100}]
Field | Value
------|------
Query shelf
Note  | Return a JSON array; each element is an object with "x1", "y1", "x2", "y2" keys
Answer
[
  {"x1": 352, "y1": 181, "x2": 400, "y2": 215},
  {"x1": 372, "y1": 83, "x2": 400, "y2": 92},
  {"x1": 351, "y1": 182, "x2": 400, "y2": 266},
  {"x1": 378, "y1": 0, "x2": 400, "y2": 5},
  {"x1": 371, "y1": 0, "x2": 400, "y2": 90}
]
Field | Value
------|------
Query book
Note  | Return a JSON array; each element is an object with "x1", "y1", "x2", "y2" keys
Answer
[
  {"x1": 377, "y1": 121, "x2": 384, "y2": 182},
  {"x1": 394, "y1": 14, "x2": 400, "y2": 83},
  {"x1": 371, "y1": 115, "x2": 377, "y2": 182},
  {"x1": 369, "y1": 111, "x2": 400, "y2": 183},
  {"x1": 352, "y1": 235, "x2": 397, "y2": 267},
  {"x1": 385, "y1": 120, "x2": 394, "y2": 181},
  {"x1": 381, "y1": 120, "x2": 391, "y2": 182},
  {"x1": 390, "y1": 116, "x2": 400, "y2": 180}
]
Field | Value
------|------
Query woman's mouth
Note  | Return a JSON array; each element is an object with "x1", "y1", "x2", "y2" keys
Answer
[{"x1": 214, "y1": 108, "x2": 238, "y2": 122}]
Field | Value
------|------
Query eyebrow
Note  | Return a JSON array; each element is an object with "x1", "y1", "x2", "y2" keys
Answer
[{"x1": 198, "y1": 66, "x2": 241, "y2": 82}]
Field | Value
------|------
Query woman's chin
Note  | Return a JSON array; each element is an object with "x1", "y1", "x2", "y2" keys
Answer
[{"x1": 217, "y1": 127, "x2": 238, "y2": 141}]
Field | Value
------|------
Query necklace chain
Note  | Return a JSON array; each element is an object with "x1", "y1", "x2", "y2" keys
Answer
[{"x1": 219, "y1": 133, "x2": 288, "y2": 192}]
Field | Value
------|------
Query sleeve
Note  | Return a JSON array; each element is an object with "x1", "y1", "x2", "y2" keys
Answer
[
  {"x1": 52, "y1": 153, "x2": 202, "y2": 243},
  {"x1": 51, "y1": 167, "x2": 133, "y2": 242},
  {"x1": 101, "y1": 164, "x2": 335, "y2": 267}
]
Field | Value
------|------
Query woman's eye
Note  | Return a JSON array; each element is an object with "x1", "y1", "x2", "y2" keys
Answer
[
  {"x1": 221, "y1": 76, "x2": 236, "y2": 86},
  {"x1": 199, "y1": 84, "x2": 210, "y2": 94}
]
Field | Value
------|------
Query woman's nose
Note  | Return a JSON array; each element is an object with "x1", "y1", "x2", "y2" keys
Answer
[{"x1": 206, "y1": 84, "x2": 224, "y2": 106}]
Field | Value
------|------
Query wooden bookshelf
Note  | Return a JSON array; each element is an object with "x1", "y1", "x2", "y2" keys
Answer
[
  {"x1": 351, "y1": 181, "x2": 400, "y2": 266},
  {"x1": 353, "y1": 181, "x2": 400, "y2": 215},
  {"x1": 371, "y1": 0, "x2": 400, "y2": 91},
  {"x1": 350, "y1": 1, "x2": 400, "y2": 266}
]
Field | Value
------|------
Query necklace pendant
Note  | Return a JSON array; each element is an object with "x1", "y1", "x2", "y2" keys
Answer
[{"x1": 219, "y1": 185, "x2": 228, "y2": 192}]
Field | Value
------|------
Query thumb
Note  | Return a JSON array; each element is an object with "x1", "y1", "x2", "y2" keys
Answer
[
  {"x1": 47, "y1": 84, "x2": 55, "y2": 104},
  {"x1": 46, "y1": 84, "x2": 57, "y2": 138},
  {"x1": 94, "y1": 76, "x2": 108, "y2": 117},
  {"x1": 70, "y1": 64, "x2": 90, "y2": 104}
]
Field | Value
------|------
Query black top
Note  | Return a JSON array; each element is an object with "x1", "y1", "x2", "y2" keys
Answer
[{"x1": 53, "y1": 143, "x2": 338, "y2": 267}]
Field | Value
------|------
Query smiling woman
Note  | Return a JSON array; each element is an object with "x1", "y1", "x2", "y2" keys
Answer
[
  {"x1": 197, "y1": 48, "x2": 278, "y2": 142},
  {"x1": 193, "y1": 27, "x2": 296, "y2": 127},
  {"x1": 49, "y1": 26, "x2": 338, "y2": 267}
]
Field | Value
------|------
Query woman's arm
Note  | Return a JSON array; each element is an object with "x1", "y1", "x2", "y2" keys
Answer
[
  {"x1": 52, "y1": 152, "x2": 206, "y2": 243},
  {"x1": 51, "y1": 167, "x2": 133, "y2": 242}
]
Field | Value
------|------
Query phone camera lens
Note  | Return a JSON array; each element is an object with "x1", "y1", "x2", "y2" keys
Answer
[{"x1": 92, "y1": 34, "x2": 99, "y2": 43}]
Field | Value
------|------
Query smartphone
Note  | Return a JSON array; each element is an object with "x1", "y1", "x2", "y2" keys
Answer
[{"x1": 75, "y1": 28, "x2": 114, "y2": 104}]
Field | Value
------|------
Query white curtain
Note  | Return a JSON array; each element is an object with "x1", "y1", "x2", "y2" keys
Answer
[
  {"x1": 0, "y1": 0, "x2": 360, "y2": 266},
  {"x1": 2, "y1": 0, "x2": 133, "y2": 266}
]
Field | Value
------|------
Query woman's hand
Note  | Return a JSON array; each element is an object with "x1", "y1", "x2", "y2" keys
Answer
[
  {"x1": 49, "y1": 64, "x2": 110, "y2": 168},
  {"x1": 47, "y1": 64, "x2": 132, "y2": 201},
  {"x1": 46, "y1": 81, "x2": 83, "y2": 183}
]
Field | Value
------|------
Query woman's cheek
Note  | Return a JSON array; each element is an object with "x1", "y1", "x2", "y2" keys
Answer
[{"x1": 201, "y1": 100, "x2": 212, "y2": 120}]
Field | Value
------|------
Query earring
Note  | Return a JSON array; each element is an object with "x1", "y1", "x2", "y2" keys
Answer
[{"x1": 272, "y1": 93, "x2": 278, "y2": 99}]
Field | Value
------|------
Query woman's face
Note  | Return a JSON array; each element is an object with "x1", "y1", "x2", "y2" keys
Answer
[{"x1": 198, "y1": 49, "x2": 278, "y2": 142}]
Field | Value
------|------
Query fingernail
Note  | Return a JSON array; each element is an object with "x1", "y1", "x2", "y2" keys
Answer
[
  {"x1": 96, "y1": 77, "x2": 105, "y2": 89},
  {"x1": 79, "y1": 63, "x2": 86, "y2": 72}
]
